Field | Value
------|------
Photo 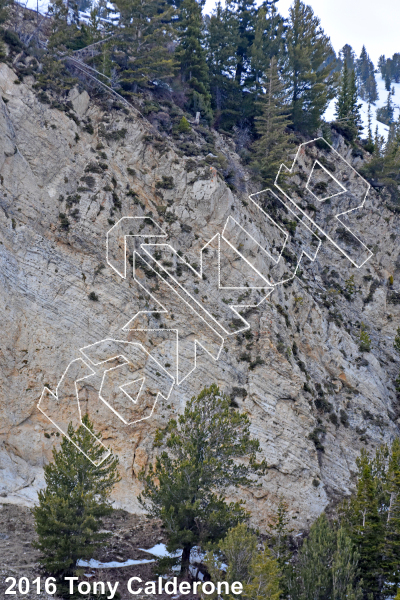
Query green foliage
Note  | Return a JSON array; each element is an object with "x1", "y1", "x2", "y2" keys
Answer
[
  {"x1": 285, "y1": 0, "x2": 337, "y2": 134},
  {"x1": 174, "y1": 116, "x2": 191, "y2": 133},
  {"x1": 175, "y1": 0, "x2": 212, "y2": 121},
  {"x1": 288, "y1": 514, "x2": 362, "y2": 600},
  {"x1": 340, "y1": 446, "x2": 386, "y2": 598},
  {"x1": 112, "y1": 0, "x2": 176, "y2": 93},
  {"x1": 251, "y1": 56, "x2": 293, "y2": 186},
  {"x1": 267, "y1": 497, "x2": 293, "y2": 597},
  {"x1": 394, "y1": 326, "x2": 400, "y2": 353},
  {"x1": 138, "y1": 384, "x2": 267, "y2": 574},
  {"x1": 0, "y1": 0, "x2": 10, "y2": 26},
  {"x1": 356, "y1": 45, "x2": 378, "y2": 104},
  {"x1": 377, "y1": 92, "x2": 395, "y2": 126},
  {"x1": 335, "y1": 62, "x2": 363, "y2": 140},
  {"x1": 32, "y1": 416, "x2": 120, "y2": 586},
  {"x1": 206, "y1": 1, "x2": 241, "y2": 129},
  {"x1": 205, "y1": 522, "x2": 258, "y2": 598},
  {"x1": 205, "y1": 523, "x2": 281, "y2": 600},
  {"x1": 243, "y1": 547, "x2": 282, "y2": 600},
  {"x1": 359, "y1": 322, "x2": 372, "y2": 352},
  {"x1": 383, "y1": 438, "x2": 400, "y2": 596},
  {"x1": 345, "y1": 274, "x2": 356, "y2": 297}
]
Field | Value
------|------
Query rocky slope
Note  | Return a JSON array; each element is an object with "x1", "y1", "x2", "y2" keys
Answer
[{"x1": 1, "y1": 59, "x2": 400, "y2": 533}]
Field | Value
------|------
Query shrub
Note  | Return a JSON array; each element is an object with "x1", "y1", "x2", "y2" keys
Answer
[
  {"x1": 155, "y1": 175, "x2": 174, "y2": 189},
  {"x1": 174, "y1": 116, "x2": 191, "y2": 134},
  {"x1": 359, "y1": 322, "x2": 371, "y2": 352}
]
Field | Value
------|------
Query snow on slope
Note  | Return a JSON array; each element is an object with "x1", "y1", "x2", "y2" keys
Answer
[{"x1": 324, "y1": 76, "x2": 400, "y2": 139}]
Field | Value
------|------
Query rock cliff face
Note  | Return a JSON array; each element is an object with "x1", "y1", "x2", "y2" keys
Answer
[{"x1": 1, "y1": 60, "x2": 400, "y2": 532}]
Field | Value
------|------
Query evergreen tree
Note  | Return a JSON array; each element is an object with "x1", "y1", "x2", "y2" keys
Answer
[
  {"x1": 32, "y1": 416, "x2": 120, "y2": 592},
  {"x1": 249, "y1": 2, "x2": 285, "y2": 93},
  {"x1": 285, "y1": 0, "x2": 337, "y2": 134},
  {"x1": 377, "y1": 92, "x2": 395, "y2": 126},
  {"x1": 348, "y1": 68, "x2": 363, "y2": 137},
  {"x1": 340, "y1": 44, "x2": 357, "y2": 72},
  {"x1": 332, "y1": 528, "x2": 362, "y2": 600},
  {"x1": 219, "y1": 523, "x2": 258, "y2": 584},
  {"x1": 341, "y1": 449, "x2": 385, "y2": 598},
  {"x1": 267, "y1": 496, "x2": 293, "y2": 572},
  {"x1": 383, "y1": 438, "x2": 400, "y2": 596},
  {"x1": 244, "y1": 547, "x2": 282, "y2": 600},
  {"x1": 138, "y1": 384, "x2": 267, "y2": 574},
  {"x1": 251, "y1": 56, "x2": 293, "y2": 186},
  {"x1": 365, "y1": 102, "x2": 375, "y2": 153},
  {"x1": 335, "y1": 60, "x2": 350, "y2": 119},
  {"x1": 288, "y1": 515, "x2": 361, "y2": 600},
  {"x1": 357, "y1": 45, "x2": 378, "y2": 103},
  {"x1": 111, "y1": 0, "x2": 176, "y2": 94},
  {"x1": 205, "y1": 523, "x2": 281, "y2": 600},
  {"x1": 335, "y1": 62, "x2": 362, "y2": 140},
  {"x1": 288, "y1": 514, "x2": 336, "y2": 600},
  {"x1": 175, "y1": 0, "x2": 212, "y2": 121},
  {"x1": 47, "y1": 0, "x2": 70, "y2": 51},
  {"x1": 267, "y1": 497, "x2": 293, "y2": 598},
  {"x1": 205, "y1": 2, "x2": 240, "y2": 128},
  {"x1": 229, "y1": 0, "x2": 258, "y2": 86}
]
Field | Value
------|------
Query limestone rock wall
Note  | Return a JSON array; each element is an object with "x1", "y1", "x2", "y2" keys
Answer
[{"x1": 1, "y1": 62, "x2": 400, "y2": 532}]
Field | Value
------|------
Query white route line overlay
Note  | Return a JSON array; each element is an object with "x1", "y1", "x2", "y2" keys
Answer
[
  {"x1": 37, "y1": 358, "x2": 111, "y2": 467},
  {"x1": 274, "y1": 137, "x2": 373, "y2": 268},
  {"x1": 38, "y1": 342, "x2": 174, "y2": 465}
]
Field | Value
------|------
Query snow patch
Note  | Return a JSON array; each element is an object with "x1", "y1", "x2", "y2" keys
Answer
[
  {"x1": 77, "y1": 558, "x2": 155, "y2": 569},
  {"x1": 324, "y1": 77, "x2": 400, "y2": 139}
]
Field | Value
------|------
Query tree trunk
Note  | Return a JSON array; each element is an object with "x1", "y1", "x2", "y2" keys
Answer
[{"x1": 180, "y1": 544, "x2": 192, "y2": 576}]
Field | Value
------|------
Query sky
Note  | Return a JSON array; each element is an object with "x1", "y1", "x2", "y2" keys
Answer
[{"x1": 203, "y1": 0, "x2": 400, "y2": 66}]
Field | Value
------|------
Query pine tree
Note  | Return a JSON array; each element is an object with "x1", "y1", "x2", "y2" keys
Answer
[
  {"x1": 175, "y1": 0, "x2": 212, "y2": 121},
  {"x1": 138, "y1": 384, "x2": 267, "y2": 575},
  {"x1": 229, "y1": 0, "x2": 258, "y2": 86},
  {"x1": 335, "y1": 62, "x2": 362, "y2": 141},
  {"x1": 285, "y1": 0, "x2": 337, "y2": 134},
  {"x1": 288, "y1": 515, "x2": 361, "y2": 600},
  {"x1": 340, "y1": 44, "x2": 357, "y2": 72},
  {"x1": 111, "y1": 0, "x2": 176, "y2": 94},
  {"x1": 365, "y1": 102, "x2": 375, "y2": 153},
  {"x1": 383, "y1": 438, "x2": 400, "y2": 596},
  {"x1": 288, "y1": 514, "x2": 336, "y2": 600},
  {"x1": 357, "y1": 46, "x2": 378, "y2": 103},
  {"x1": 32, "y1": 416, "x2": 120, "y2": 591},
  {"x1": 244, "y1": 547, "x2": 282, "y2": 600},
  {"x1": 332, "y1": 528, "x2": 362, "y2": 600},
  {"x1": 249, "y1": 2, "x2": 285, "y2": 93},
  {"x1": 377, "y1": 92, "x2": 395, "y2": 126},
  {"x1": 341, "y1": 449, "x2": 385, "y2": 598},
  {"x1": 267, "y1": 497, "x2": 293, "y2": 598},
  {"x1": 348, "y1": 68, "x2": 363, "y2": 137},
  {"x1": 219, "y1": 523, "x2": 258, "y2": 584},
  {"x1": 205, "y1": 1, "x2": 240, "y2": 128},
  {"x1": 335, "y1": 60, "x2": 350, "y2": 120},
  {"x1": 251, "y1": 56, "x2": 293, "y2": 186}
]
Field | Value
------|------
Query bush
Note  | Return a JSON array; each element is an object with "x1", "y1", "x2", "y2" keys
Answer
[
  {"x1": 155, "y1": 175, "x2": 174, "y2": 189},
  {"x1": 359, "y1": 322, "x2": 371, "y2": 352},
  {"x1": 174, "y1": 116, "x2": 191, "y2": 134},
  {"x1": 88, "y1": 291, "x2": 99, "y2": 301}
]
